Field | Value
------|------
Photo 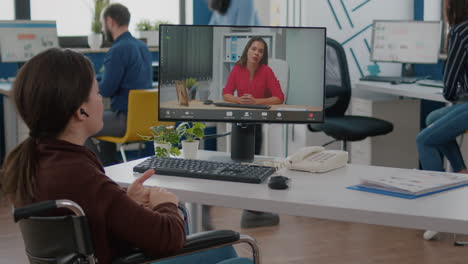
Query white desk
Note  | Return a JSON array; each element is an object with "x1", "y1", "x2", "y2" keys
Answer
[
  {"x1": 105, "y1": 151, "x2": 468, "y2": 235},
  {"x1": 354, "y1": 80, "x2": 446, "y2": 103},
  {"x1": 350, "y1": 81, "x2": 450, "y2": 168}
]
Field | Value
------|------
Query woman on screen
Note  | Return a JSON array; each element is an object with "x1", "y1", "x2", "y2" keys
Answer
[
  {"x1": 223, "y1": 36, "x2": 285, "y2": 105},
  {"x1": 416, "y1": 0, "x2": 468, "y2": 240}
]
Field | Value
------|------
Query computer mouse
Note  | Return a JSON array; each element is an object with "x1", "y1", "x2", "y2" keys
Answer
[
  {"x1": 268, "y1": 176, "x2": 289, "y2": 190},
  {"x1": 203, "y1": 99, "x2": 214, "y2": 105}
]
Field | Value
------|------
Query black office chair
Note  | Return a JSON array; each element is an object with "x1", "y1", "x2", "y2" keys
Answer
[
  {"x1": 13, "y1": 199, "x2": 260, "y2": 264},
  {"x1": 308, "y1": 38, "x2": 393, "y2": 151}
]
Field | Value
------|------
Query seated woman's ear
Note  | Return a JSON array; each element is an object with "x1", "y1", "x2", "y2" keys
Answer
[{"x1": 80, "y1": 108, "x2": 90, "y2": 117}]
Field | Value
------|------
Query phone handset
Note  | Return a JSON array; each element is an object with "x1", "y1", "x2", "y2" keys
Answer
[
  {"x1": 287, "y1": 146, "x2": 325, "y2": 164},
  {"x1": 286, "y1": 146, "x2": 348, "y2": 173}
]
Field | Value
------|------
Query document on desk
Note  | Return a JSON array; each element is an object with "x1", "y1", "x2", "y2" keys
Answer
[{"x1": 348, "y1": 170, "x2": 468, "y2": 199}]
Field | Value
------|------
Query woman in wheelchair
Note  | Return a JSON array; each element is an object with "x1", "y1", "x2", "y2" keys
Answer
[{"x1": 1, "y1": 48, "x2": 252, "y2": 264}]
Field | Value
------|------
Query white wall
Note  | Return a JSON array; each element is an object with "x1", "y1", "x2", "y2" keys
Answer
[
  {"x1": 0, "y1": 0, "x2": 14, "y2": 20},
  {"x1": 286, "y1": 28, "x2": 325, "y2": 107},
  {"x1": 302, "y1": 0, "x2": 414, "y2": 81},
  {"x1": 252, "y1": 0, "x2": 414, "y2": 81},
  {"x1": 254, "y1": 0, "x2": 271, "y2": 26}
]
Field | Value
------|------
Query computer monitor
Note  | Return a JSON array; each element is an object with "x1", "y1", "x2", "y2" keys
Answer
[
  {"x1": 0, "y1": 20, "x2": 58, "y2": 63},
  {"x1": 158, "y1": 25, "x2": 326, "y2": 161},
  {"x1": 370, "y1": 20, "x2": 442, "y2": 64}
]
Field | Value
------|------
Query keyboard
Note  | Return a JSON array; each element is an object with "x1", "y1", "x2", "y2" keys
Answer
[
  {"x1": 417, "y1": 79, "x2": 444, "y2": 88},
  {"x1": 133, "y1": 157, "x2": 276, "y2": 184},
  {"x1": 213, "y1": 102, "x2": 271, "y2": 110},
  {"x1": 360, "y1": 75, "x2": 420, "y2": 84}
]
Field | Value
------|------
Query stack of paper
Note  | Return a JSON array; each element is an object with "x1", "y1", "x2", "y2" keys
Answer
[{"x1": 359, "y1": 170, "x2": 468, "y2": 196}]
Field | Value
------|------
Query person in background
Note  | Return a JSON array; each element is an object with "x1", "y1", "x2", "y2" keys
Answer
[
  {"x1": 416, "y1": 0, "x2": 468, "y2": 240},
  {"x1": 223, "y1": 36, "x2": 284, "y2": 105},
  {"x1": 86, "y1": 3, "x2": 153, "y2": 166},
  {"x1": 207, "y1": 0, "x2": 280, "y2": 230},
  {"x1": 208, "y1": 0, "x2": 260, "y2": 26}
]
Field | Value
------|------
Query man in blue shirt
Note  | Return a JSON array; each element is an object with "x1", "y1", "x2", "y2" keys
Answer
[{"x1": 87, "y1": 3, "x2": 153, "y2": 165}]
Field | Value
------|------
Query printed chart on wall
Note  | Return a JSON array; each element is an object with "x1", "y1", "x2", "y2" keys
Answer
[{"x1": 0, "y1": 20, "x2": 58, "y2": 63}]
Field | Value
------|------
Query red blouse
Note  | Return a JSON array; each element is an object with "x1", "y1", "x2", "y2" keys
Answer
[{"x1": 222, "y1": 64, "x2": 285, "y2": 102}]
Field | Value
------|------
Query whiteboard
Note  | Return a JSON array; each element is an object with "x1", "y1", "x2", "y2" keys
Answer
[
  {"x1": 0, "y1": 20, "x2": 58, "y2": 63},
  {"x1": 370, "y1": 20, "x2": 442, "y2": 64}
]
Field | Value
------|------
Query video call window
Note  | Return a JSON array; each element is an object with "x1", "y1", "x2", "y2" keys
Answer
[{"x1": 159, "y1": 25, "x2": 326, "y2": 124}]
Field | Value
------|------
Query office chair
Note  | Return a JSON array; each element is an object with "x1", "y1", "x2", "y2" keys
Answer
[
  {"x1": 14, "y1": 199, "x2": 260, "y2": 264},
  {"x1": 97, "y1": 89, "x2": 174, "y2": 162},
  {"x1": 308, "y1": 38, "x2": 393, "y2": 151}
]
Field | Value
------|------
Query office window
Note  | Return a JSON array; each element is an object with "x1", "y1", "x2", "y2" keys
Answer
[
  {"x1": 0, "y1": 0, "x2": 15, "y2": 20},
  {"x1": 115, "y1": 0, "x2": 179, "y2": 34},
  {"x1": 31, "y1": 0, "x2": 91, "y2": 36},
  {"x1": 31, "y1": 0, "x2": 179, "y2": 36}
]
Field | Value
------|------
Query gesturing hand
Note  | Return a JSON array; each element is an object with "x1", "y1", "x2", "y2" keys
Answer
[
  {"x1": 127, "y1": 169, "x2": 154, "y2": 206},
  {"x1": 149, "y1": 187, "x2": 179, "y2": 207}
]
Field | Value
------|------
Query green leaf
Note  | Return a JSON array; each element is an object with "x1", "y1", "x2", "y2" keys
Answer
[
  {"x1": 176, "y1": 122, "x2": 205, "y2": 142},
  {"x1": 155, "y1": 146, "x2": 169, "y2": 157},
  {"x1": 91, "y1": 0, "x2": 110, "y2": 33},
  {"x1": 170, "y1": 147, "x2": 181, "y2": 156}
]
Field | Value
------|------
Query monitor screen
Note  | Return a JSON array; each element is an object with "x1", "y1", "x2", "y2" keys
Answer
[
  {"x1": 0, "y1": 20, "x2": 58, "y2": 63},
  {"x1": 158, "y1": 25, "x2": 326, "y2": 124},
  {"x1": 370, "y1": 20, "x2": 442, "y2": 64}
]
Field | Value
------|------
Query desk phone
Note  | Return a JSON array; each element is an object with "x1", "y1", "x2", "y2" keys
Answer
[{"x1": 286, "y1": 146, "x2": 348, "y2": 173}]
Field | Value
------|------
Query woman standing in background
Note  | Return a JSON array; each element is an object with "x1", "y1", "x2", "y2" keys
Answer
[{"x1": 208, "y1": 0, "x2": 260, "y2": 26}]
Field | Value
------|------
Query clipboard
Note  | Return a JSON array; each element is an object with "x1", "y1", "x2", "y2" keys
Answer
[{"x1": 347, "y1": 183, "x2": 468, "y2": 199}]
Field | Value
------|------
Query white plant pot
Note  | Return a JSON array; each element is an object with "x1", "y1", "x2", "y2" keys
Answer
[
  {"x1": 137, "y1": 30, "x2": 159, "y2": 47},
  {"x1": 182, "y1": 140, "x2": 199, "y2": 160},
  {"x1": 154, "y1": 142, "x2": 171, "y2": 155},
  {"x1": 87, "y1": 33, "x2": 103, "y2": 50}
]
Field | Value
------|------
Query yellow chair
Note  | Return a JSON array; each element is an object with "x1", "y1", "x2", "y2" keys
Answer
[{"x1": 97, "y1": 89, "x2": 174, "y2": 162}]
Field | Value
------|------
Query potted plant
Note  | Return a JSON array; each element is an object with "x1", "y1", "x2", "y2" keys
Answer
[
  {"x1": 176, "y1": 122, "x2": 206, "y2": 159},
  {"x1": 153, "y1": 20, "x2": 171, "y2": 30},
  {"x1": 88, "y1": 0, "x2": 109, "y2": 49},
  {"x1": 136, "y1": 19, "x2": 170, "y2": 47},
  {"x1": 140, "y1": 125, "x2": 180, "y2": 157},
  {"x1": 185, "y1": 77, "x2": 198, "y2": 100},
  {"x1": 136, "y1": 19, "x2": 157, "y2": 46}
]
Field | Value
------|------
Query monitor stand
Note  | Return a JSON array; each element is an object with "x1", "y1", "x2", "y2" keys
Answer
[
  {"x1": 211, "y1": 123, "x2": 275, "y2": 164},
  {"x1": 230, "y1": 123, "x2": 256, "y2": 163},
  {"x1": 401, "y1": 63, "x2": 415, "y2": 77}
]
